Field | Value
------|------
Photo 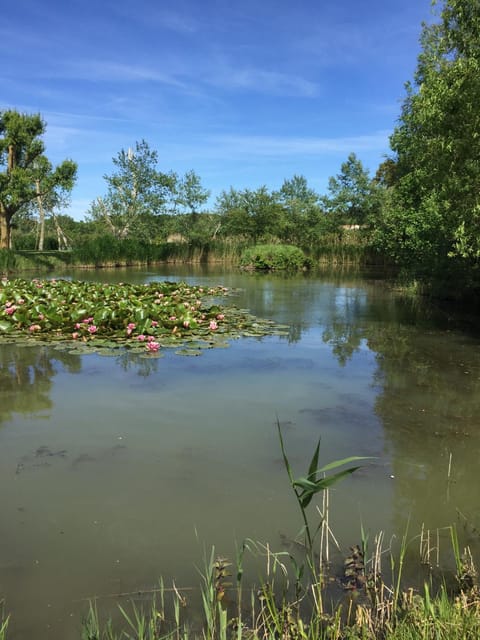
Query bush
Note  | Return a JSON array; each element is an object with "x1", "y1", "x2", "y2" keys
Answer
[{"x1": 239, "y1": 244, "x2": 311, "y2": 271}]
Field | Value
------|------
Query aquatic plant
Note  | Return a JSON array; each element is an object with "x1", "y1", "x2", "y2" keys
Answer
[
  {"x1": 239, "y1": 244, "x2": 311, "y2": 271},
  {"x1": 276, "y1": 418, "x2": 368, "y2": 559},
  {"x1": 0, "y1": 278, "x2": 288, "y2": 356}
]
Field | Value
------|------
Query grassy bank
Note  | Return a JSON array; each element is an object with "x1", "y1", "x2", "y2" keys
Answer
[
  {"x1": 79, "y1": 540, "x2": 479, "y2": 640},
  {"x1": 1, "y1": 236, "x2": 378, "y2": 275}
]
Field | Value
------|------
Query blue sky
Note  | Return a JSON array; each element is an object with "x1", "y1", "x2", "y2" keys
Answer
[{"x1": 2, "y1": 0, "x2": 433, "y2": 220}]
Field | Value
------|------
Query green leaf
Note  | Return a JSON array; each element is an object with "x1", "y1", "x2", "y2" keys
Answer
[
  {"x1": 307, "y1": 438, "x2": 321, "y2": 482},
  {"x1": 313, "y1": 466, "x2": 363, "y2": 490},
  {"x1": 318, "y1": 456, "x2": 370, "y2": 474},
  {"x1": 293, "y1": 477, "x2": 318, "y2": 491},
  {"x1": 0, "y1": 320, "x2": 12, "y2": 332}
]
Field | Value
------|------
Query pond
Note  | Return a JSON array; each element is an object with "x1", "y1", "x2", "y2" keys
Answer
[{"x1": 1, "y1": 265, "x2": 480, "y2": 638}]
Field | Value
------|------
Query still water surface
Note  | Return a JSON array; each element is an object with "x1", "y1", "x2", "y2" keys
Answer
[{"x1": 1, "y1": 265, "x2": 480, "y2": 637}]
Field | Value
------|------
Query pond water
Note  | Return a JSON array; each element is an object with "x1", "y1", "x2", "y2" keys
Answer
[{"x1": 1, "y1": 265, "x2": 480, "y2": 638}]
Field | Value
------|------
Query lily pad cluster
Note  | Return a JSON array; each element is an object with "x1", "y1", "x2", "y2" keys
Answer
[{"x1": 0, "y1": 277, "x2": 289, "y2": 356}]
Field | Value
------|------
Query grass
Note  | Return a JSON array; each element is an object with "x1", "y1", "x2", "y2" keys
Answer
[{"x1": 73, "y1": 531, "x2": 480, "y2": 640}]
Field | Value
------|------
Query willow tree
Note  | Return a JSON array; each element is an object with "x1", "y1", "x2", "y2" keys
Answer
[{"x1": 0, "y1": 110, "x2": 77, "y2": 249}]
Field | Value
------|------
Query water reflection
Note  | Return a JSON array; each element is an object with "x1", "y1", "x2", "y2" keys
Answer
[
  {"x1": 0, "y1": 345, "x2": 81, "y2": 425},
  {"x1": 1, "y1": 267, "x2": 480, "y2": 638}
]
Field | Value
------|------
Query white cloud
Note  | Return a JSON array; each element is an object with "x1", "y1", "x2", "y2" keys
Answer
[
  {"x1": 208, "y1": 132, "x2": 390, "y2": 156},
  {"x1": 208, "y1": 67, "x2": 319, "y2": 97}
]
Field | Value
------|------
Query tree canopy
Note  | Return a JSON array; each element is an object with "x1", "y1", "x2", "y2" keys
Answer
[
  {"x1": 374, "y1": 0, "x2": 480, "y2": 285},
  {"x1": 0, "y1": 110, "x2": 77, "y2": 249},
  {"x1": 88, "y1": 139, "x2": 176, "y2": 240}
]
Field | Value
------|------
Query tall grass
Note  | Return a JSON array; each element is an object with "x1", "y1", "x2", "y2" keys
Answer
[{"x1": 0, "y1": 249, "x2": 17, "y2": 273}]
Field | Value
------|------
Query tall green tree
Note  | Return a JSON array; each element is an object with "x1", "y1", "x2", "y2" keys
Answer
[
  {"x1": 88, "y1": 139, "x2": 176, "y2": 240},
  {"x1": 322, "y1": 153, "x2": 378, "y2": 227},
  {"x1": 173, "y1": 169, "x2": 212, "y2": 242},
  {"x1": 275, "y1": 175, "x2": 322, "y2": 245},
  {"x1": 216, "y1": 186, "x2": 282, "y2": 243},
  {"x1": 0, "y1": 110, "x2": 77, "y2": 249},
  {"x1": 174, "y1": 169, "x2": 210, "y2": 216},
  {"x1": 378, "y1": 0, "x2": 480, "y2": 282}
]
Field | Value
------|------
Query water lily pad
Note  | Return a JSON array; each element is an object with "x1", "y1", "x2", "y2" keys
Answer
[
  {"x1": 210, "y1": 341, "x2": 230, "y2": 349},
  {"x1": 95, "y1": 349, "x2": 119, "y2": 357},
  {"x1": 0, "y1": 277, "x2": 290, "y2": 357},
  {"x1": 175, "y1": 349, "x2": 203, "y2": 357}
]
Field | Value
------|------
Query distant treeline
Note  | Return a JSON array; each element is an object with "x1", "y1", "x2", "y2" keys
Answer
[{"x1": 2, "y1": 1, "x2": 480, "y2": 302}]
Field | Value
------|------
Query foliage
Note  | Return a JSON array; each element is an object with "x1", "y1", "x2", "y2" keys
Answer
[
  {"x1": 0, "y1": 110, "x2": 77, "y2": 249},
  {"x1": 374, "y1": 0, "x2": 480, "y2": 291},
  {"x1": 239, "y1": 244, "x2": 310, "y2": 271},
  {"x1": 276, "y1": 419, "x2": 367, "y2": 556},
  {"x1": 174, "y1": 169, "x2": 211, "y2": 216},
  {"x1": 0, "y1": 277, "x2": 288, "y2": 352},
  {"x1": 322, "y1": 153, "x2": 379, "y2": 227},
  {"x1": 88, "y1": 139, "x2": 176, "y2": 240},
  {"x1": 274, "y1": 175, "x2": 324, "y2": 246},
  {"x1": 215, "y1": 186, "x2": 283, "y2": 243},
  {"x1": 0, "y1": 249, "x2": 17, "y2": 272}
]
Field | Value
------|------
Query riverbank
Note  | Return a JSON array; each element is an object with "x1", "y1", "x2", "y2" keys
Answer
[{"x1": 3, "y1": 525, "x2": 477, "y2": 640}]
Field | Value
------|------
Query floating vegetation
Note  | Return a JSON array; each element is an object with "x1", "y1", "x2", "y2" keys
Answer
[{"x1": 0, "y1": 277, "x2": 288, "y2": 357}]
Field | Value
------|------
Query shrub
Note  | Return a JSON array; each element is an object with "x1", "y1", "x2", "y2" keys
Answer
[{"x1": 239, "y1": 244, "x2": 311, "y2": 271}]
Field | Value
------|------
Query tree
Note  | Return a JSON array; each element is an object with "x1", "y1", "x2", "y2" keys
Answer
[
  {"x1": 275, "y1": 175, "x2": 322, "y2": 245},
  {"x1": 381, "y1": 0, "x2": 480, "y2": 280},
  {"x1": 215, "y1": 186, "x2": 282, "y2": 243},
  {"x1": 0, "y1": 110, "x2": 77, "y2": 249},
  {"x1": 172, "y1": 169, "x2": 212, "y2": 243},
  {"x1": 88, "y1": 140, "x2": 176, "y2": 240},
  {"x1": 174, "y1": 169, "x2": 210, "y2": 216},
  {"x1": 322, "y1": 153, "x2": 378, "y2": 227}
]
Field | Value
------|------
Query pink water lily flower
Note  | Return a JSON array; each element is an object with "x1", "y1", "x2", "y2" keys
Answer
[
  {"x1": 87, "y1": 325, "x2": 98, "y2": 334},
  {"x1": 29, "y1": 324, "x2": 41, "y2": 332},
  {"x1": 137, "y1": 334, "x2": 146, "y2": 341},
  {"x1": 216, "y1": 313, "x2": 225, "y2": 320},
  {"x1": 146, "y1": 341, "x2": 160, "y2": 352},
  {"x1": 72, "y1": 332, "x2": 79, "y2": 340},
  {"x1": 5, "y1": 305, "x2": 16, "y2": 315},
  {"x1": 151, "y1": 320, "x2": 159, "y2": 327},
  {"x1": 209, "y1": 320, "x2": 218, "y2": 331}
]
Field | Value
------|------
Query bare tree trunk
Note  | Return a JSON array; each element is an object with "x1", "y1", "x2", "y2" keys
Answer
[
  {"x1": 212, "y1": 222, "x2": 222, "y2": 240},
  {"x1": 0, "y1": 146, "x2": 15, "y2": 249},
  {"x1": 52, "y1": 213, "x2": 71, "y2": 250},
  {"x1": 36, "y1": 180, "x2": 46, "y2": 251},
  {"x1": 0, "y1": 207, "x2": 10, "y2": 250}
]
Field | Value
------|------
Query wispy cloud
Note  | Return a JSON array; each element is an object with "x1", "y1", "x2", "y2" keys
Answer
[
  {"x1": 208, "y1": 132, "x2": 390, "y2": 156},
  {"x1": 57, "y1": 60, "x2": 189, "y2": 90},
  {"x1": 207, "y1": 67, "x2": 319, "y2": 97}
]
